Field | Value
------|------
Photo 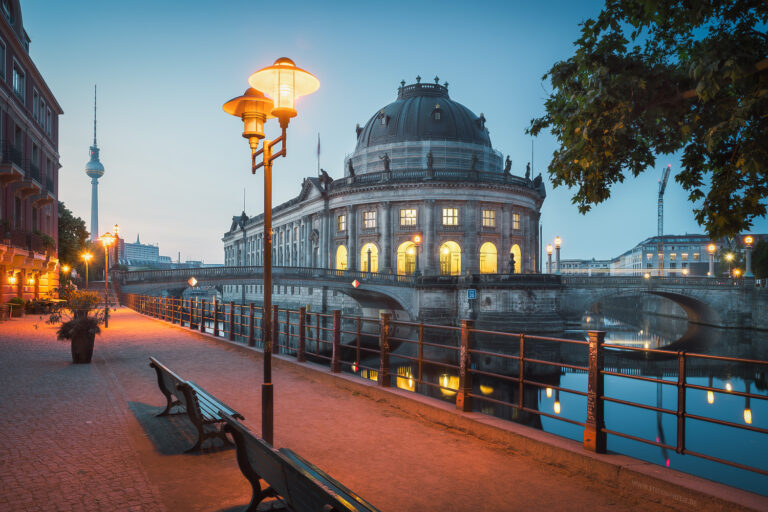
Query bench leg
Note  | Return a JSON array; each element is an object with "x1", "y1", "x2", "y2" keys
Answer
[{"x1": 156, "y1": 399, "x2": 184, "y2": 417}]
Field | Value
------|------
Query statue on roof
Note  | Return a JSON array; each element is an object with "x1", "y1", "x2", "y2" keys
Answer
[
  {"x1": 470, "y1": 153, "x2": 479, "y2": 171},
  {"x1": 347, "y1": 159, "x2": 355, "y2": 177},
  {"x1": 380, "y1": 153, "x2": 390, "y2": 172},
  {"x1": 426, "y1": 150, "x2": 434, "y2": 170},
  {"x1": 504, "y1": 156, "x2": 511, "y2": 174},
  {"x1": 525, "y1": 162, "x2": 531, "y2": 180}
]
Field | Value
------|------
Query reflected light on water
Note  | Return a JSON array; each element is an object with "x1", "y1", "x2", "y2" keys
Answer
[
  {"x1": 725, "y1": 381, "x2": 733, "y2": 392},
  {"x1": 707, "y1": 391, "x2": 715, "y2": 404},
  {"x1": 744, "y1": 408, "x2": 753, "y2": 425},
  {"x1": 479, "y1": 384, "x2": 494, "y2": 396},
  {"x1": 554, "y1": 401, "x2": 561, "y2": 414},
  {"x1": 439, "y1": 374, "x2": 459, "y2": 396},
  {"x1": 545, "y1": 387, "x2": 553, "y2": 398}
]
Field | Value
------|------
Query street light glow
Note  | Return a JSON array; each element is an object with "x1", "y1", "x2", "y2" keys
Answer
[
  {"x1": 546, "y1": 244, "x2": 553, "y2": 255},
  {"x1": 554, "y1": 236, "x2": 562, "y2": 248},
  {"x1": 707, "y1": 243, "x2": 716, "y2": 254}
]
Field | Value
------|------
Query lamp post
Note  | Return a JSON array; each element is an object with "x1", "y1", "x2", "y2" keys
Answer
[
  {"x1": 61, "y1": 264, "x2": 70, "y2": 287},
  {"x1": 100, "y1": 232, "x2": 115, "y2": 328},
  {"x1": 81, "y1": 252, "x2": 93, "y2": 290},
  {"x1": 725, "y1": 252, "x2": 734, "y2": 276},
  {"x1": 744, "y1": 235, "x2": 754, "y2": 278},
  {"x1": 554, "y1": 236, "x2": 562, "y2": 275},
  {"x1": 546, "y1": 244, "x2": 553, "y2": 274},
  {"x1": 412, "y1": 234, "x2": 422, "y2": 276},
  {"x1": 707, "y1": 243, "x2": 716, "y2": 278},
  {"x1": 113, "y1": 224, "x2": 120, "y2": 264},
  {"x1": 224, "y1": 57, "x2": 319, "y2": 446}
]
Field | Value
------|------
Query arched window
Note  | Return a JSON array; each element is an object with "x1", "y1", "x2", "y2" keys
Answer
[
  {"x1": 479, "y1": 242, "x2": 497, "y2": 274},
  {"x1": 439, "y1": 241, "x2": 461, "y2": 276},
  {"x1": 335, "y1": 245, "x2": 348, "y2": 271},
  {"x1": 510, "y1": 244, "x2": 522, "y2": 274},
  {"x1": 360, "y1": 243, "x2": 379, "y2": 272},
  {"x1": 396, "y1": 241, "x2": 417, "y2": 275}
]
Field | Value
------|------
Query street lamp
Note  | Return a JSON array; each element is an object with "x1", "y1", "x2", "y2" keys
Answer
[
  {"x1": 100, "y1": 232, "x2": 116, "y2": 328},
  {"x1": 744, "y1": 235, "x2": 754, "y2": 278},
  {"x1": 554, "y1": 236, "x2": 562, "y2": 275},
  {"x1": 113, "y1": 224, "x2": 120, "y2": 263},
  {"x1": 546, "y1": 244, "x2": 553, "y2": 274},
  {"x1": 81, "y1": 252, "x2": 93, "y2": 290},
  {"x1": 224, "y1": 57, "x2": 319, "y2": 446},
  {"x1": 412, "y1": 234, "x2": 422, "y2": 276},
  {"x1": 707, "y1": 243, "x2": 716, "y2": 278},
  {"x1": 724, "y1": 252, "x2": 734, "y2": 276}
]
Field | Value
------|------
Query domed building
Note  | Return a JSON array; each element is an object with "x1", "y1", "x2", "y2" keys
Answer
[{"x1": 222, "y1": 78, "x2": 546, "y2": 305}]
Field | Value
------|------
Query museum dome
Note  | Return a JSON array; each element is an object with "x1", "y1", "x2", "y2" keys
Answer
[{"x1": 355, "y1": 80, "x2": 492, "y2": 150}]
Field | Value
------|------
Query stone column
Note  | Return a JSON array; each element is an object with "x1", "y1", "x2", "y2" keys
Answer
[
  {"x1": 501, "y1": 205, "x2": 510, "y2": 273},
  {"x1": 321, "y1": 206, "x2": 331, "y2": 269},
  {"x1": 347, "y1": 204, "x2": 357, "y2": 270},
  {"x1": 424, "y1": 200, "x2": 436, "y2": 274},
  {"x1": 304, "y1": 215, "x2": 312, "y2": 267},
  {"x1": 381, "y1": 201, "x2": 392, "y2": 272},
  {"x1": 464, "y1": 201, "x2": 479, "y2": 274}
]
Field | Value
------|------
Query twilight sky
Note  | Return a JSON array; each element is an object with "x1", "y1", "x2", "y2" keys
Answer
[{"x1": 22, "y1": 0, "x2": 767, "y2": 264}]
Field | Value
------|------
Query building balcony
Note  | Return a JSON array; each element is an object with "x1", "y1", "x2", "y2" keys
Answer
[
  {"x1": 32, "y1": 175, "x2": 56, "y2": 207},
  {"x1": 0, "y1": 140, "x2": 25, "y2": 185}
]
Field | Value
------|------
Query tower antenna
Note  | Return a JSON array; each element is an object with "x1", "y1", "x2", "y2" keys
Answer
[{"x1": 93, "y1": 84, "x2": 97, "y2": 146}]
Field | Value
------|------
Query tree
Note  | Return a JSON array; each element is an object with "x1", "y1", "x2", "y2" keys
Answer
[
  {"x1": 57, "y1": 202, "x2": 89, "y2": 267},
  {"x1": 528, "y1": 1, "x2": 768, "y2": 238}
]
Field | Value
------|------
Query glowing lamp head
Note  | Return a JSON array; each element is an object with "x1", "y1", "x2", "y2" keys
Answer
[
  {"x1": 554, "y1": 236, "x2": 562, "y2": 249},
  {"x1": 248, "y1": 57, "x2": 319, "y2": 127},
  {"x1": 682, "y1": 268, "x2": 689, "y2": 276},
  {"x1": 100, "y1": 232, "x2": 116, "y2": 247},
  {"x1": 644, "y1": 272, "x2": 651, "y2": 279},
  {"x1": 744, "y1": 235, "x2": 754, "y2": 247},
  {"x1": 188, "y1": 277, "x2": 198, "y2": 287},
  {"x1": 725, "y1": 252, "x2": 734, "y2": 262},
  {"x1": 223, "y1": 88, "x2": 275, "y2": 147},
  {"x1": 546, "y1": 244, "x2": 553, "y2": 255},
  {"x1": 61, "y1": 265, "x2": 70, "y2": 273},
  {"x1": 707, "y1": 243, "x2": 716, "y2": 254},
  {"x1": 81, "y1": 252, "x2": 93, "y2": 262},
  {"x1": 412, "y1": 234, "x2": 422, "y2": 245},
  {"x1": 113, "y1": 224, "x2": 119, "y2": 236},
  {"x1": 733, "y1": 268, "x2": 741, "y2": 277},
  {"x1": 27, "y1": 276, "x2": 35, "y2": 286}
]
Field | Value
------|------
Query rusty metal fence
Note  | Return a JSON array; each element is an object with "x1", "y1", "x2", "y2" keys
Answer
[{"x1": 121, "y1": 293, "x2": 767, "y2": 478}]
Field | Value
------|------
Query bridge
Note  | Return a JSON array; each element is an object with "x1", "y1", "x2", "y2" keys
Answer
[{"x1": 115, "y1": 266, "x2": 768, "y2": 330}]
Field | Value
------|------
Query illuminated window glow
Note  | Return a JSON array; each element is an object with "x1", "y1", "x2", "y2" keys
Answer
[
  {"x1": 442, "y1": 208, "x2": 458, "y2": 226},
  {"x1": 400, "y1": 208, "x2": 417, "y2": 226},
  {"x1": 510, "y1": 244, "x2": 522, "y2": 274},
  {"x1": 479, "y1": 242, "x2": 497, "y2": 274},
  {"x1": 439, "y1": 241, "x2": 461, "y2": 276},
  {"x1": 396, "y1": 241, "x2": 417, "y2": 275},
  {"x1": 360, "y1": 243, "x2": 378, "y2": 272},
  {"x1": 335, "y1": 245, "x2": 348, "y2": 270},
  {"x1": 512, "y1": 212, "x2": 520, "y2": 230},
  {"x1": 363, "y1": 210, "x2": 377, "y2": 229},
  {"x1": 337, "y1": 214, "x2": 346, "y2": 232},
  {"x1": 482, "y1": 209, "x2": 495, "y2": 227}
]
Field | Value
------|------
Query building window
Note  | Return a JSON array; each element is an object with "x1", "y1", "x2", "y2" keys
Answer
[
  {"x1": 38, "y1": 98, "x2": 46, "y2": 125},
  {"x1": 33, "y1": 89, "x2": 38, "y2": 119},
  {"x1": 12, "y1": 62, "x2": 25, "y2": 100},
  {"x1": 337, "y1": 214, "x2": 346, "y2": 232},
  {"x1": 681, "y1": 253, "x2": 688, "y2": 261},
  {"x1": 335, "y1": 245, "x2": 348, "y2": 270},
  {"x1": 363, "y1": 210, "x2": 376, "y2": 229},
  {"x1": 670, "y1": 253, "x2": 676, "y2": 261},
  {"x1": 46, "y1": 108, "x2": 52, "y2": 136},
  {"x1": 646, "y1": 253, "x2": 653, "y2": 261},
  {"x1": 442, "y1": 208, "x2": 458, "y2": 226},
  {"x1": 482, "y1": 209, "x2": 495, "y2": 227},
  {"x1": 479, "y1": 242, "x2": 497, "y2": 273},
  {"x1": 400, "y1": 208, "x2": 417, "y2": 226},
  {"x1": 0, "y1": 39, "x2": 5, "y2": 78},
  {"x1": 693, "y1": 253, "x2": 700, "y2": 261},
  {"x1": 512, "y1": 213, "x2": 521, "y2": 230}
]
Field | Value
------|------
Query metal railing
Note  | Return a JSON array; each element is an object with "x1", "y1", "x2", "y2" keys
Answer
[{"x1": 121, "y1": 292, "x2": 768, "y2": 480}]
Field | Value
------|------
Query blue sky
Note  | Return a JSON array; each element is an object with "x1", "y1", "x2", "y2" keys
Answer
[{"x1": 22, "y1": 0, "x2": 767, "y2": 263}]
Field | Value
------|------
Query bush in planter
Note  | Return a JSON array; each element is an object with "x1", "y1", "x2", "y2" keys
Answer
[
  {"x1": 8, "y1": 297, "x2": 24, "y2": 317},
  {"x1": 49, "y1": 291, "x2": 104, "y2": 364}
]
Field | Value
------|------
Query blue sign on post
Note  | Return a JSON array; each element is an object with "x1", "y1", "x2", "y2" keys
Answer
[{"x1": 467, "y1": 289, "x2": 476, "y2": 300}]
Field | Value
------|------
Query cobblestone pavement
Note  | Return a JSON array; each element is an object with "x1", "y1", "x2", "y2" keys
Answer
[{"x1": 0, "y1": 308, "x2": 679, "y2": 511}]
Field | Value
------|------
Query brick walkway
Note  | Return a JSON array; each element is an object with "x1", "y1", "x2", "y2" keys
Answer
[{"x1": 0, "y1": 308, "x2": 679, "y2": 511}]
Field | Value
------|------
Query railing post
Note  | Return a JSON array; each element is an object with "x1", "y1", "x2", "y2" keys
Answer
[
  {"x1": 199, "y1": 299, "x2": 206, "y2": 333},
  {"x1": 676, "y1": 351, "x2": 686, "y2": 454},
  {"x1": 331, "y1": 310, "x2": 341, "y2": 373},
  {"x1": 228, "y1": 301, "x2": 235, "y2": 341},
  {"x1": 355, "y1": 316, "x2": 362, "y2": 369},
  {"x1": 189, "y1": 298, "x2": 196, "y2": 330},
  {"x1": 584, "y1": 330, "x2": 606, "y2": 453},
  {"x1": 272, "y1": 305, "x2": 279, "y2": 354},
  {"x1": 379, "y1": 313, "x2": 391, "y2": 387},
  {"x1": 457, "y1": 319, "x2": 474, "y2": 412},
  {"x1": 417, "y1": 322, "x2": 424, "y2": 384},
  {"x1": 297, "y1": 307, "x2": 306, "y2": 362},
  {"x1": 213, "y1": 300, "x2": 219, "y2": 337},
  {"x1": 248, "y1": 303, "x2": 255, "y2": 347},
  {"x1": 518, "y1": 334, "x2": 525, "y2": 412}
]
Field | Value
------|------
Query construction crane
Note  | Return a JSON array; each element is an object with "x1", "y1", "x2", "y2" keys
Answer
[{"x1": 656, "y1": 165, "x2": 672, "y2": 276}]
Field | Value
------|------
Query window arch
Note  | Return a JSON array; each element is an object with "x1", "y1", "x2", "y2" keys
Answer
[
  {"x1": 335, "y1": 245, "x2": 348, "y2": 271},
  {"x1": 439, "y1": 241, "x2": 461, "y2": 276},
  {"x1": 479, "y1": 242, "x2": 497, "y2": 274},
  {"x1": 360, "y1": 243, "x2": 379, "y2": 272},
  {"x1": 510, "y1": 244, "x2": 522, "y2": 274},
  {"x1": 396, "y1": 241, "x2": 417, "y2": 275}
]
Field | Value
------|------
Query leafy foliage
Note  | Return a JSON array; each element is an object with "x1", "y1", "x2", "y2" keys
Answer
[
  {"x1": 528, "y1": 0, "x2": 768, "y2": 237},
  {"x1": 49, "y1": 290, "x2": 104, "y2": 341},
  {"x1": 58, "y1": 202, "x2": 89, "y2": 267}
]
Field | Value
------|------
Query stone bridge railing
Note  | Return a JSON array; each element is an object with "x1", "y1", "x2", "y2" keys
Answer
[{"x1": 560, "y1": 275, "x2": 747, "y2": 288}]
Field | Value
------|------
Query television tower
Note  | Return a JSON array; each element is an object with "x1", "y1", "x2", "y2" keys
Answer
[{"x1": 85, "y1": 85, "x2": 105, "y2": 241}]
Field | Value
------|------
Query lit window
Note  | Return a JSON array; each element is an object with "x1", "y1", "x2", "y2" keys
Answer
[
  {"x1": 400, "y1": 208, "x2": 417, "y2": 226},
  {"x1": 337, "y1": 214, "x2": 346, "y2": 232},
  {"x1": 512, "y1": 213, "x2": 520, "y2": 230},
  {"x1": 646, "y1": 253, "x2": 653, "y2": 261},
  {"x1": 12, "y1": 62, "x2": 24, "y2": 100},
  {"x1": 693, "y1": 253, "x2": 700, "y2": 261},
  {"x1": 482, "y1": 209, "x2": 495, "y2": 227},
  {"x1": 363, "y1": 210, "x2": 377, "y2": 229},
  {"x1": 442, "y1": 208, "x2": 458, "y2": 226},
  {"x1": 681, "y1": 253, "x2": 688, "y2": 261},
  {"x1": 670, "y1": 253, "x2": 676, "y2": 261}
]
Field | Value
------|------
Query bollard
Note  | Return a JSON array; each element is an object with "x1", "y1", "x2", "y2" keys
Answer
[
  {"x1": 229, "y1": 301, "x2": 235, "y2": 341},
  {"x1": 676, "y1": 351, "x2": 687, "y2": 454},
  {"x1": 248, "y1": 303, "x2": 255, "y2": 347},
  {"x1": 297, "y1": 307, "x2": 306, "y2": 362},
  {"x1": 331, "y1": 310, "x2": 341, "y2": 373},
  {"x1": 213, "y1": 300, "x2": 219, "y2": 337},
  {"x1": 379, "y1": 313, "x2": 391, "y2": 387},
  {"x1": 272, "y1": 305, "x2": 279, "y2": 354},
  {"x1": 456, "y1": 319, "x2": 474, "y2": 412},
  {"x1": 584, "y1": 330, "x2": 606, "y2": 453},
  {"x1": 199, "y1": 299, "x2": 206, "y2": 333}
]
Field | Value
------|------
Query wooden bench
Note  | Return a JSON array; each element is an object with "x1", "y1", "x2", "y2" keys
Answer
[
  {"x1": 223, "y1": 413, "x2": 379, "y2": 512},
  {"x1": 0, "y1": 303, "x2": 9, "y2": 321},
  {"x1": 149, "y1": 356, "x2": 244, "y2": 451}
]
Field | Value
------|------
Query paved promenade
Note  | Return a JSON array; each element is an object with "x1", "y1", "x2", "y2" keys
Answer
[{"x1": 0, "y1": 308, "x2": 684, "y2": 511}]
